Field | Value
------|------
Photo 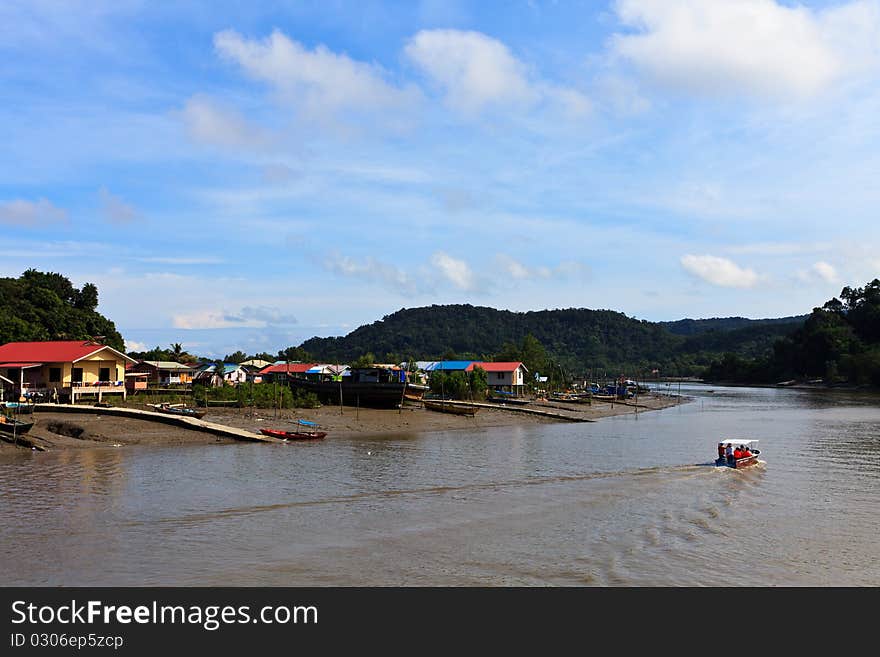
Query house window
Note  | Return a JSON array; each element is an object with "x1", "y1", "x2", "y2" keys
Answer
[
  {"x1": 497, "y1": 373, "x2": 504, "y2": 380},
  {"x1": 99, "y1": 367, "x2": 111, "y2": 382},
  {"x1": 49, "y1": 368, "x2": 61, "y2": 383},
  {"x1": 71, "y1": 367, "x2": 83, "y2": 383}
]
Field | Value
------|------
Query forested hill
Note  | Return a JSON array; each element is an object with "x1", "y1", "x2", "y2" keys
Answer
[
  {"x1": 0, "y1": 270, "x2": 124, "y2": 351},
  {"x1": 659, "y1": 315, "x2": 807, "y2": 336},
  {"x1": 298, "y1": 304, "x2": 806, "y2": 376}
]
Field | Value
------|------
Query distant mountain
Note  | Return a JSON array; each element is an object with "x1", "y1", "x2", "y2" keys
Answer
[{"x1": 297, "y1": 305, "x2": 807, "y2": 377}]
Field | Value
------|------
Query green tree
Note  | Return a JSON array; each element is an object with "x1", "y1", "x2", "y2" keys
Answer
[{"x1": 350, "y1": 352, "x2": 376, "y2": 368}]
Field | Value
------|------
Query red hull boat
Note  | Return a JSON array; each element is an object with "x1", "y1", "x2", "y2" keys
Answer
[{"x1": 260, "y1": 419, "x2": 326, "y2": 441}]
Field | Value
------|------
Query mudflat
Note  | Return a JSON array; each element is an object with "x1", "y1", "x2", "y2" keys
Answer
[{"x1": 0, "y1": 393, "x2": 684, "y2": 453}]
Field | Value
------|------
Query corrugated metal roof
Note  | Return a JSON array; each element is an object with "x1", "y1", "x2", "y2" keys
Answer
[
  {"x1": 259, "y1": 363, "x2": 316, "y2": 374},
  {"x1": 470, "y1": 361, "x2": 527, "y2": 372},
  {"x1": 425, "y1": 361, "x2": 476, "y2": 371},
  {"x1": 142, "y1": 361, "x2": 194, "y2": 370},
  {"x1": 0, "y1": 341, "x2": 136, "y2": 364}
]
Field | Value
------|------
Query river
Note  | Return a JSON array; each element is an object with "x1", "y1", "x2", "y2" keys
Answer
[{"x1": 2, "y1": 383, "x2": 879, "y2": 586}]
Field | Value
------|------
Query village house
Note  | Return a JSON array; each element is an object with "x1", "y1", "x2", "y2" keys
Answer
[
  {"x1": 192, "y1": 362, "x2": 248, "y2": 386},
  {"x1": 128, "y1": 360, "x2": 195, "y2": 386},
  {"x1": 0, "y1": 340, "x2": 137, "y2": 403},
  {"x1": 468, "y1": 361, "x2": 528, "y2": 394},
  {"x1": 257, "y1": 362, "x2": 315, "y2": 383}
]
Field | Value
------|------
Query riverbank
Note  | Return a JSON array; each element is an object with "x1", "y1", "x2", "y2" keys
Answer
[{"x1": 0, "y1": 392, "x2": 686, "y2": 452}]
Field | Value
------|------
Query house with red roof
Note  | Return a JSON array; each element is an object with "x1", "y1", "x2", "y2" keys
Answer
[
  {"x1": 0, "y1": 340, "x2": 137, "y2": 403},
  {"x1": 468, "y1": 361, "x2": 528, "y2": 394},
  {"x1": 257, "y1": 362, "x2": 316, "y2": 383}
]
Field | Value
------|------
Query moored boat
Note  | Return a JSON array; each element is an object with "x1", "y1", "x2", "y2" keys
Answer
[
  {"x1": 423, "y1": 400, "x2": 479, "y2": 416},
  {"x1": 147, "y1": 402, "x2": 206, "y2": 419},
  {"x1": 260, "y1": 419, "x2": 326, "y2": 441},
  {"x1": 0, "y1": 414, "x2": 34, "y2": 437},
  {"x1": 714, "y1": 439, "x2": 761, "y2": 469}
]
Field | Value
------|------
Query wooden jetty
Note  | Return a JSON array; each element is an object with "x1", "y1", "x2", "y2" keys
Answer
[
  {"x1": 437, "y1": 399, "x2": 593, "y2": 422},
  {"x1": 31, "y1": 403, "x2": 287, "y2": 444}
]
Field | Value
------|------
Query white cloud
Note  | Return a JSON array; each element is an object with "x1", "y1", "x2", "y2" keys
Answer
[
  {"x1": 610, "y1": 0, "x2": 880, "y2": 100},
  {"x1": 99, "y1": 187, "x2": 141, "y2": 224},
  {"x1": 214, "y1": 29, "x2": 421, "y2": 119},
  {"x1": 431, "y1": 251, "x2": 476, "y2": 290},
  {"x1": 797, "y1": 260, "x2": 840, "y2": 284},
  {"x1": 0, "y1": 198, "x2": 68, "y2": 226},
  {"x1": 173, "y1": 306, "x2": 297, "y2": 330},
  {"x1": 811, "y1": 261, "x2": 839, "y2": 283},
  {"x1": 680, "y1": 254, "x2": 760, "y2": 288},
  {"x1": 494, "y1": 254, "x2": 589, "y2": 280},
  {"x1": 404, "y1": 29, "x2": 590, "y2": 117},
  {"x1": 178, "y1": 95, "x2": 267, "y2": 148},
  {"x1": 124, "y1": 339, "x2": 147, "y2": 353},
  {"x1": 325, "y1": 252, "x2": 426, "y2": 296}
]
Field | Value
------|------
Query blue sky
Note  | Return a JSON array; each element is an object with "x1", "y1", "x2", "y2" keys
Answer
[{"x1": 3, "y1": 0, "x2": 880, "y2": 358}]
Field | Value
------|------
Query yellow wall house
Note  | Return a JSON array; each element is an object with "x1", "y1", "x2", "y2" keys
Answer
[{"x1": 0, "y1": 340, "x2": 137, "y2": 403}]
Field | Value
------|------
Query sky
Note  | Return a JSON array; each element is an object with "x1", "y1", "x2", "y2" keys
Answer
[{"x1": 2, "y1": 0, "x2": 880, "y2": 358}]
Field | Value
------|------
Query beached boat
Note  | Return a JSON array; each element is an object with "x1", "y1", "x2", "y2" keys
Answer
[
  {"x1": 423, "y1": 400, "x2": 479, "y2": 416},
  {"x1": 0, "y1": 414, "x2": 33, "y2": 437},
  {"x1": 260, "y1": 420, "x2": 326, "y2": 441},
  {"x1": 288, "y1": 367, "x2": 429, "y2": 409},
  {"x1": 715, "y1": 439, "x2": 761, "y2": 469},
  {"x1": 487, "y1": 392, "x2": 530, "y2": 405},
  {"x1": 147, "y1": 402, "x2": 206, "y2": 419}
]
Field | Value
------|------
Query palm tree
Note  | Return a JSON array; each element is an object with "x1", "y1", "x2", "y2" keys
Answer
[{"x1": 170, "y1": 343, "x2": 183, "y2": 363}]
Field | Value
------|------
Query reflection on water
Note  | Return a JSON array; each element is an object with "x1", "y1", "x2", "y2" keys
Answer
[{"x1": 1, "y1": 384, "x2": 879, "y2": 586}]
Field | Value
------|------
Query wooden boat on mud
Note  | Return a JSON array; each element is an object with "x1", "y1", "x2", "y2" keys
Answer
[
  {"x1": 423, "y1": 400, "x2": 480, "y2": 416},
  {"x1": 260, "y1": 420, "x2": 326, "y2": 441},
  {"x1": 715, "y1": 439, "x2": 761, "y2": 469},
  {"x1": 0, "y1": 414, "x2": 34, "y2": 438},
  {"x1": 147, "y1": 402, "x2": 206, "y2": 419},
  {"x1": 487, "y1": 391, "x2": 530, "y2": 405}
]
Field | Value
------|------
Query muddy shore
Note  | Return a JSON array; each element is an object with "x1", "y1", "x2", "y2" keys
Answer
[{"x1": 0, "y1": 393, "x2": 685, "y2": 453}]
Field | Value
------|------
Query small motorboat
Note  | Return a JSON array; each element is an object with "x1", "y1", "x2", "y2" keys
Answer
[
  {"x1": 0, "y1": 413, "x2": 34, "y2": 438},
  {"x1": 715, "y1": 439, "x2": 761, "y2": 469},
  {"x1": 260, "y1": 419, "x2": 326, "y2": 441},
  {"x1": 147, "y1": 403, "x2": 206, "y2": 419}
]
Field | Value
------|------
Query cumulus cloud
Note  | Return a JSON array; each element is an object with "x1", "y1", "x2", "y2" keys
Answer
[
  {"x1": 214, "y1": 29, "x2": 421, "y2": 120},
  {"x1": 99, "y1": 187, "x2": 141, "y2": 224},
  {"x1": 178, "y1": 95, "x2": 268, "y2": 148},
  {"x1": 173, "y1": 305, "x2": 297, "y2": 329},
  {"x1": 610, "y1": 0, "x2": 880, "y2": 100},
  {"x1": 811, "y1": 261, "x2": 839, "y2": 283},
  {"x1": 797, "y1": 260, "x2": 840, "y2": 284},
  {"x1": 431, "y1": 251, "x2": 477, "y2": 290},
  {"x1": 325, "y1": 252, "x2": 426, "y2": 296},
  {"x1": 494, "y1": 254, "x2": 589, "y2": 280},
  {"x1": 404, "y1": 29, "x2": 590, "y2": 117},
  {"x1": 680, "y1": 254, "x2": 759, "y2": 288},
  {"x1": 0, "y1": 198, "x2": 68, "y2": 226},
  {"x1": 124, "y1": 339, "x2": 147, "y2": 353}
]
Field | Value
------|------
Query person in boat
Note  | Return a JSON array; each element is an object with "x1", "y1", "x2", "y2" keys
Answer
[
  {"x1": 733, "y1": 446, "x2": 744, "y2": 459},
  {"x1": 741, "y1": 445, "x2": 752, "y2": 458},
  {"x1": 717, "y1": 442, "x2": 725, "y2": 460},
  {"x1": 725, "y1": 443, "x2": 734, "y2": 464}
]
